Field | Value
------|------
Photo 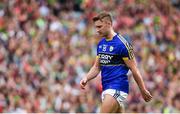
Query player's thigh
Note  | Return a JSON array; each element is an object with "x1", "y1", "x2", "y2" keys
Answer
[
  {"x1": 116, "y1": 103, "x2": 125, "y2": 113},
  {"x1": 100, "y1": 94, "x2": 119, "y2": 113}
]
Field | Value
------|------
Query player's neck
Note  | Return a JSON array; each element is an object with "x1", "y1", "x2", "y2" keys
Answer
[{"x1": 106, "y1": 30, "x2": 116, "y2": 41}]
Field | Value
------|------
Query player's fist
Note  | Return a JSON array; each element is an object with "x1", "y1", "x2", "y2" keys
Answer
[
  {"x1": 141, "y1": 89, "x2": 152, "y2": 102},
  {"x1": 80, "y1": 77, "x2": 88, "y2": 89}
]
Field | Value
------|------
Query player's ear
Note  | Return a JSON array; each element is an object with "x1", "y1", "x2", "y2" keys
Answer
[
  {"x1": 104, "y1": 21, "x2": 111, "y2": 26},
  {"x1": 107, "y1": 20, "x2": 112, "y2": 26},
  {"x1": 107, "y1": 22, "x2": 111, "y2": 25}
]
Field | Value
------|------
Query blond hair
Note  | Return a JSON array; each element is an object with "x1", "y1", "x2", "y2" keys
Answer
[{"x1": 92, "y1": 11, "x2": 112, "y2": 23}]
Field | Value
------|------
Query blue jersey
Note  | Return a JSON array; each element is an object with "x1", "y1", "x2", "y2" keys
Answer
[{"x1": 97, "y1": 34, "x2": 134, "y2": 93}]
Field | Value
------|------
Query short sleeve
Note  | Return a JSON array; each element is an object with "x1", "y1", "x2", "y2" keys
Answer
[
  {"x1": 96, "y1": 42, "x2": 100, "y2": 58},
  {"x1": 97, "y1": 44, "x2": 99, "y2": 56},
  {"x1": 121, "y1": 42, "x2": 134, "y2": 60}
]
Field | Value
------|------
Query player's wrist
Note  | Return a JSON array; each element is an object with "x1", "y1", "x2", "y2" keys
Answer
[
  {"x1": 84, "y1": 76, "x2": 89, "y2": 82},
  {"x1": 139, "y1": 86, "x2": 146, "y2": 92}
]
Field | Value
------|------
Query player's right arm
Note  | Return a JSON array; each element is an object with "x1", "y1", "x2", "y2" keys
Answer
[{"x1": 80, "y1": 56, "x2": 100, "y2": 89}]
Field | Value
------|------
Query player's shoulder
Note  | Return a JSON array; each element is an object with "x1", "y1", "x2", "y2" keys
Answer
[{"x1": 116, "y1": 33, "x2": 132, "y2": 49}]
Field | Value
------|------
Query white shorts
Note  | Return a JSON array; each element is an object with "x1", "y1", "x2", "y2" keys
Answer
[{"x1": 101, "y1": 89, "x2": 128, "y2": 106}]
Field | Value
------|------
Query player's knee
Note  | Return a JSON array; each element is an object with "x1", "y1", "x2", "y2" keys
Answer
[
  {"x1": 100, "y1": 94, "x2": 119, "y2": 113},
  {"x1": 100, "y1": 103, "x2": 118, "y2": 113}
]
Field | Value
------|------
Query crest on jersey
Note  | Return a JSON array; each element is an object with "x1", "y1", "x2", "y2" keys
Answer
[{"x1": 109, "y1": 46, "x2": 114, "y2": 52}]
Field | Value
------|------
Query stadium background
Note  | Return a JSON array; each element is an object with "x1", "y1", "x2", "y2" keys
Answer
[{"x1": 0, "y1": 0, "x2": 179, "y2": 113}]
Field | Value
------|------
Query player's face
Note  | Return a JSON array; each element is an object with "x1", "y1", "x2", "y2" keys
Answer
[{"x1": 94, "y1": 20, "x2": 109, "y2": 37}]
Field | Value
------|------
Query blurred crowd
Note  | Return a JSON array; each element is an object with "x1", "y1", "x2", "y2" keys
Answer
[{"x1": 0, "y1": 0, "x2": 179, "y2": 113}]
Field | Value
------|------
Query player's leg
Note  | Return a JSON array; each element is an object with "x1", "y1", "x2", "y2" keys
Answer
[
  {"x1": 116, "y1": 103, "x2": 125, "y2": 113},
  {"x1": 116, "y1": 91, "x2": 128, "y2": 113},
  {"x1": 100, "y1": 94, "x2": 119, "y2": 113}
]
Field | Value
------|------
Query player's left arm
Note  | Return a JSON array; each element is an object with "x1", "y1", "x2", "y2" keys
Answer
[
  {"x1": 121, "y1": 41, "x2": 152, "y2": 102},
  {"x1": 124, "y1": 58, "x2": 152, "y2": 102}
]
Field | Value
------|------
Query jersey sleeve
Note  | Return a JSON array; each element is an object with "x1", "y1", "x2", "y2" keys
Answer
[
  {"x1": 121, "y1": 42, "x2": 134, "y2": 60},
  {"x1": 96, "y1": 43, "x2": 99, "y2": 58}
]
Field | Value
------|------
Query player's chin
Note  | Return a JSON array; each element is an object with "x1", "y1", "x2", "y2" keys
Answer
[
  {"x1": 96, "y1": 33, "x2": 102, "y2": 37},
  {"x1": 98, "y1": 33, "x2": 105, "y2": 37}
]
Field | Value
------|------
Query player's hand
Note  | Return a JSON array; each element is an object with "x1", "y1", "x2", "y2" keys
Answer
[
  {"x1": 80, "y1": 77, "x2": 88, "y2": 89},
  {"x1": 140, "y1": 89, "x2": 152, "y2": 102}
]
